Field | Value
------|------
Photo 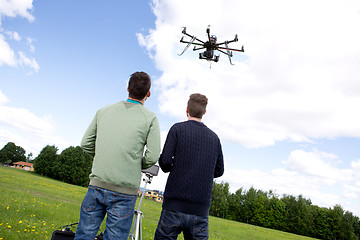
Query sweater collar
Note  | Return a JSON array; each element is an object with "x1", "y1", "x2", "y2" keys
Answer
[
  {"x1": 188, "y1": 120, "x2": 204, "y2": 125},
  {"x1": 126, "y1": 99, "x2": 142, "y2": 105}
]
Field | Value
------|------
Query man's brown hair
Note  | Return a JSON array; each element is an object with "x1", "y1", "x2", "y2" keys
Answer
[
  {"x1": 128, "y1": 72, "x2": 151, "y2": 100},
  {"x1": 187, "y1": 93, "x2": 208, "y2": 119}
]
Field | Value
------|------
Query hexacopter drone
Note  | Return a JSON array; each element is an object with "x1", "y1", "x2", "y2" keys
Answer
[{"x1": 178, "y1": 26, "x2": 245, "y2": 65}]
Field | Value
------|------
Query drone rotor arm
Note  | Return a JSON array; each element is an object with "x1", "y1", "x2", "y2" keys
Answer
[
  {"x1": 193, "y1": 46, "x2": 206, "y2": 51},
  {"x1": 217, "y1": 46, "x2": 244, "y2": 52},
  {"x1": 181, "y1": 29, "x2": 205, "y2": 44},
  {"x1": 207, "y1": 28, "x2": 212, "y2": 43},
  {"x1": 217, "y1": 48, "x2": 232, "y2": 57},
  {"x1": 180, "y1": 39, "x2": 204, "y2": 46},
  {"x1": 215, "y1": 38, "x2": 238, "y2": 47}
]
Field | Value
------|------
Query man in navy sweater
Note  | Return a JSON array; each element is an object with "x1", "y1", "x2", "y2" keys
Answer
[{"x1": 154, "y1": 93, "x2": 224, "y2": 240}]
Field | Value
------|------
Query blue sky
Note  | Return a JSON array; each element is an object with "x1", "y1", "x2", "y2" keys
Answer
[{"x1": 1, "y1": 0, "x2": 360, "y2": 217}]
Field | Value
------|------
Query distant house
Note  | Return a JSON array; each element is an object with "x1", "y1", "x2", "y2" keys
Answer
[
  {"x1": 12, "y1": 161, "x2": 34, "y2": 171},
  {"x1": 145, "y1": 190, "x2": 163, "y2": 203}
]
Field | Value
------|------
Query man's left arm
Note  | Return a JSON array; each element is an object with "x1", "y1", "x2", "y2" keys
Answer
[
  {"x1": 142, "y1": 117, "x2": 161, "y2": 169},
  {"x1": 214, "y1": 141, "x2": 224, "y2": 178},
  {"x1": 80, "y1": 113, "x2": 98, "y2": 157}
]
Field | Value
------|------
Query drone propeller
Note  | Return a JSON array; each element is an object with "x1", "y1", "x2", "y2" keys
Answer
[
  {"x1": 181, "y1": 27, "x2": 187, "y2": 34},
  {"x1": 234, "y1": 34, "x2": 238, "y2": 42}
]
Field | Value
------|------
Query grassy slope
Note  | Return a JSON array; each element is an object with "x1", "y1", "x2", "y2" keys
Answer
[{"x1": 0, "y1": 166, "x2": 317, "y2": 240}]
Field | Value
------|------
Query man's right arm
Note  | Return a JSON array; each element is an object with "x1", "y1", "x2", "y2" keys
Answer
[
  {"x1": 80, "y1": 113, "x2": 97, "y2": 157},
  {"x1": 159, "y1": 126, "x2": 177, "y2": 173},
  {"x1": 214, "y1": 140, "x2": 224, "y2": 178}
]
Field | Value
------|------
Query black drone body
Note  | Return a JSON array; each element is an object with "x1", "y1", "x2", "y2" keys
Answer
[{"x1": 178, "y1": 27, "x2": 244, "y2": 65}]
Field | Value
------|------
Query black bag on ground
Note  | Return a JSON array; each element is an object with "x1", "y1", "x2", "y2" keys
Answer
[{"x1": 51, "y1": 228, "x2": 75, "y2": 240}]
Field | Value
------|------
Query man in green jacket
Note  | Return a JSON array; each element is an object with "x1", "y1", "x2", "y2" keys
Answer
[{"x1": 74, "y1": 72, "x2": 161, "y2": 240}]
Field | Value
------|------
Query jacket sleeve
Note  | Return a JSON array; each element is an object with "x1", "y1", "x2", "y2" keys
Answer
[
  {"x1": 158, "y1": 125, "x2": 177, "y2": 173},
  {"x1": 214, "y1": 140, "x2": 224, "y2": 178},
  {"x1": 142, "y1": 116, "x2": 161, "y2": 169},
  {"x1": 80, "y1": 113, "x2": 97, "y2": 157}
]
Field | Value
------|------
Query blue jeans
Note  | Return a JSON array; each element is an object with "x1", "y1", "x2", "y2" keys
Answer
[
  {"x1": 154, "y1": 209, "x2": 209, "y2": 240},
  {"x1": 74, "y1": 186, "x2": 137, "y2": 240}
]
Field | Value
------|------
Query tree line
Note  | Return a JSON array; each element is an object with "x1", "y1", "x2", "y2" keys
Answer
[
  {"x1": 0, "y1": 142, "x2": 93, "y2": 187},
  {"x1": 2, "y1": 142, "x2": 360, "y2": 239},
  {"x1": 210, "y1": 182, "x2": 360, "y2": 240}
]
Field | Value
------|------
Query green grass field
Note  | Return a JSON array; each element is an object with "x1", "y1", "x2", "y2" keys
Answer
[{"x1": 0, "y1": 166, "x2": 318, "y2": 240}]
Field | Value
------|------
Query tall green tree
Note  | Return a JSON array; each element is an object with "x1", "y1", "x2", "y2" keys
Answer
[
  {"x1": 266, "y1": 193, "x2": 286, "y2": 230},
  {"x1": 227, "y1": 188, "x2": 244, "y2": 221},
  {"x1": 26, "y1": 152, "x2": 33, "y2": 162},
  {"x1": 312, "y1": 206, "x2": 332, "y2": 239},
  {"x1": 282, "y1": 194, "x2": 312, "y2": 234},
  {"x1": 341, "y1": 210, "x2": 358, "y2": 240},
  {"x1": 242, "y1": 187, "x2": 258, "y2": 224},
  {"x1": 54, "y1": 146, "x2": 92, "y2": 187},
  {"x1": 252, "y1": 193, "x2": 269, "y2": 227},
  {"x1": 0, "y1": 142, "x2": 26, "y2": 164},
  {"x1": 353, "y1": 216, "x2": 360, "y2": 239},
  {"x1": 33, "y1": 145, "x2": 59, "y2": 177},
  {"x1": 210, "y1": 182, "x2": 230, "y2": 218}
]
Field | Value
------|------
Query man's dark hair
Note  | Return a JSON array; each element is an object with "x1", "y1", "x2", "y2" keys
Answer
[
  {"x1": 128, "y1": 72, "x2": 151, "y2": 100},
  {"x1": 187, "y1": 93, "x2": 208, "y2": 119}
]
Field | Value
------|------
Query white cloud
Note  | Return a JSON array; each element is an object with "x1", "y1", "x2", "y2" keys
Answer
[
  {"x1": 5, "y1": 30, "x2": 21, "y2": 41},
  {"x1": 0, "y1": 0, "x2": 37, "y2": 72},
  {"x1": 18, "y1": 51, "x2": 39, "y2": 72},
  {"x1": 0, "y1": 0, "x2": 34, "y2": 22},
  {"x1": 0, "y1": 90, "x2": 69, "y2": 156},
  {"x1": 0, "y1": 34, "x2": 17, "y2": 66},
  {"x1": 26, "y1": 37, "x2": 35, "y2": 52},
  {"x1": 284, "y1": 149, "x2": 353, "y2": 182},
  {"x1": 0, "y1": 36, "x2": 39, "y2": 72},
  {"x1": 138, "y1": 0, "x2": 360, "y2": 148}
]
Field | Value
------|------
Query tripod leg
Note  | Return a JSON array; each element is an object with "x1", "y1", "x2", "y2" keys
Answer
[
  {"x1": 134, "y1": 212, "x2": 141, "y2": 240},
  {"x1": 129, "y1": 211, "x2": 139, "y2": 240},
  {"x1": 139, "y1": 216, "x2": 142, "y2": 240}
]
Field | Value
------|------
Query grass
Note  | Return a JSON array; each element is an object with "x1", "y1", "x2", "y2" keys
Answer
[{"x1": 0, "y1": 166, "x2": 318, "y2": 240}]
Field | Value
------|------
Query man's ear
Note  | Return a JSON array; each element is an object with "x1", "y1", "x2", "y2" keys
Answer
[{"x1": 146, "y1": 90, "x2": 151, "y2": 98}]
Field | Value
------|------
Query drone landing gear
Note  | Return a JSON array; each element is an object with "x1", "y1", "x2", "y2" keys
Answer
[{"x1": 178, "y1": 36, "x2": 197, "y2": 56}]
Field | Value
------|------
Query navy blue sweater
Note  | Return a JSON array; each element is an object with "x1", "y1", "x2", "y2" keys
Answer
[{"x1": 159, "y1": 120, "x2": 224, "y2": 216}]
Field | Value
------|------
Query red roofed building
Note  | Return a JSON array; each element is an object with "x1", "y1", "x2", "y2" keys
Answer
[{"x1": 12, "y1": 161, "x2": 34, "y2": 171}]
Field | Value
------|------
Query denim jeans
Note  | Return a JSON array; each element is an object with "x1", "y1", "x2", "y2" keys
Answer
[
  {"x1": 154, "y1": 209, "x2": 209, "y2": 240},
  {"x1": 74, "y1": 185, "x2": 137, "y2": 240}
]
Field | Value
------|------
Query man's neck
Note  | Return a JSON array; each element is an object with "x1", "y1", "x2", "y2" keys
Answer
[{"x1": 188, "y1": 116, "x2": 202, "y2": 122}]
